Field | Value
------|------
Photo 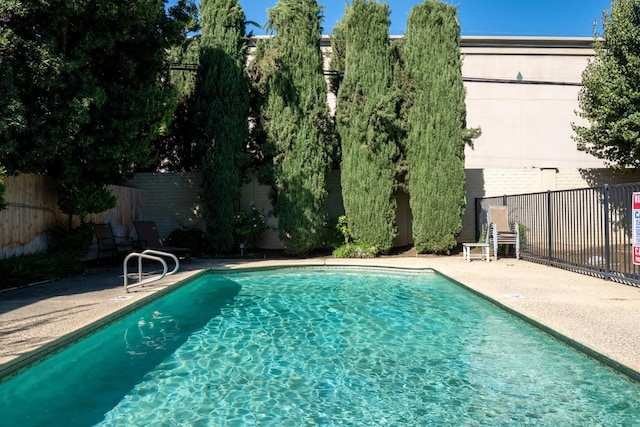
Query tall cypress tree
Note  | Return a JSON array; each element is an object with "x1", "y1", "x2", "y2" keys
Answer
[
  {"x1": 335, "y1": 0, "x2": 399, "y2": 253},
  {"x1": 403, "y1": 0, "x2": 467, "y2": 252},
  {"x1": 195, "y1": 0, "x2": 249, "y2": 253},
  {"x1": 255, "y1": 0, "x2": 334, "y2": 255}
]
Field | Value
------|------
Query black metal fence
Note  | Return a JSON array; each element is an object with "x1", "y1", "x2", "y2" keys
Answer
[{"x1": 476, "y1": 183, "x2": 640, "y2": 287}]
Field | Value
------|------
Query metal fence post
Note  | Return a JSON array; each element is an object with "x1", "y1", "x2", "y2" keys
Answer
[
  {"x1": 603, "y1": 185, "x2": 611, "y2": 279},
  {"x1": 474, "y1": 197, "x2": 480, "y2": 241},
  {"x1": 547, "y1": 190, "x2": 553, "y2": 265}
]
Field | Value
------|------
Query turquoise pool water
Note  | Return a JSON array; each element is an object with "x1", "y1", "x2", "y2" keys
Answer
[{"x1": 1, "y1": 268, "x2": 639, "y2": 426}]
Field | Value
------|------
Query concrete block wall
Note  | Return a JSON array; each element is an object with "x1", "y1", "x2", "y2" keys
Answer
[
  {"x1": 129, "y1": 168, "x2": 640, "y2": 251},
  {"x1": 239, "y1": 170, "x2": 346, "y2": 249},
  {"x1": 126, "y1": 172, "x2": 204, "y2": 240},
  {"x1": 240, "y1": 172, "x2": 283, "y2": 249}
]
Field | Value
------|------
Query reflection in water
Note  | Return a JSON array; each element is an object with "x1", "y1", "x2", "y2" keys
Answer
[{"x1": 125, "y1": 310, "x2": 181, "y2": 358}]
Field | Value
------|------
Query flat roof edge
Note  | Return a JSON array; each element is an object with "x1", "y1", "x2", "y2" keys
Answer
[
  {"x1": 251, "y1": 35, "x2": 595, "y2": 50},
  {"x1": 459, "y1": 35, "x2": 595, "y2": 49}
]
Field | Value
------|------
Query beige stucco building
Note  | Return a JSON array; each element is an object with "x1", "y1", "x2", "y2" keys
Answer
[
  {"x1": 456, "y1": 36, "x2": 640, "y2": 242},
  {"x1": 131, "y1": 36, "x2": 640, "y2": 249}
]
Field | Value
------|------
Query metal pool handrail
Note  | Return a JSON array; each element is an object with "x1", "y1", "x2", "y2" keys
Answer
[{"x1": 123, "y1": 249, "x2": 179, "y2": 292}]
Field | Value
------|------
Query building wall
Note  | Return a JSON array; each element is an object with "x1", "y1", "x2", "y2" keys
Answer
[
  {"x1": 457, "y1": 37, "x2": 618, "y2": 242},
  {"x1": 126, "y1": 172, "x2": 204, "y2": 240},
  {"x1": 133, "y1": 37, "x2": 639, "y2": 250},
  {"x1": 461, "y1": 37, "x2": 601, "y2": 170},
  {"x1": 128, "y1": 166, "x2": 640, "y2": 250}
]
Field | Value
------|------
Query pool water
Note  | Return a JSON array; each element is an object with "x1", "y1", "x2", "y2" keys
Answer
[{"x1": 1, "y1": 268, "x2": 639, "y2": 426}]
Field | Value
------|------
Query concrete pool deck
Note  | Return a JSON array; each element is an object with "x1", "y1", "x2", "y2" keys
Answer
[{"x1": 1, "y1": 255, "x2": 640, "y2": 378}]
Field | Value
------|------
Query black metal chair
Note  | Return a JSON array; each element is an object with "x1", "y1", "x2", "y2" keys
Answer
[
  {"x1": 133, "y1": 221, "x2": 191, "y2": 262},
  {"x1": 94, "y1": 223, "x2": 134, "y2": 265}
]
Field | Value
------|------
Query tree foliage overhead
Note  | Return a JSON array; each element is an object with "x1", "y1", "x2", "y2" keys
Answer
[
  {"x1": 148, "y1": 10, "x2": 202, "y2": 172},
  {"x1": 574, "y1": 0, "x2": 640, "y2": 168},
  {"x1": 251, "y1": 0, "x2": 334, "y2": 255},
  {"x1": 402, "y1": 0, "x2": 467, "y2": 253},
  {"x1": 0, "y1": 1, "x2": 26, "y2": 151},
  {"x1": 335, "y1": 0, "x2": 400, "y2": 253},
  {"x1": 195, "y1": 0, "x2": 250, "y2": 253},
  {"x1": 0, "y1": 0, "x2": 195, "y2": 223},
  {"x1": 2, "y1": 0, "x2": 193, "y2": 180}
]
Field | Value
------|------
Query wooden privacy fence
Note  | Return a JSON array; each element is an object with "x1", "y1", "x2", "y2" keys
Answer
[{"x1": 0, "y1": 174, "x2": 142, "y2": 258}]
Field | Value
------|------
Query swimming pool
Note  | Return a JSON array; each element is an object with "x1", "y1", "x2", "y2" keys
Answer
[{"x1": 1, "y1": 267, "x2": 639, "y2": 425}]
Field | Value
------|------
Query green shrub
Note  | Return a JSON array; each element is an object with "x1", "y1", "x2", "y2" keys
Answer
[
  {"x1": 332, "y1": 242, "x2": 378, "y2": 258},
  {"x1": 56, "y1": 182, "x2": 117, "y2": 228},
  {"x1": 323, "y1": 215, "x2": 350, "y2": 249},
  {"x1": 516, "y1": 222, "x2": 529, "y2": 250},
  {"x1": 334, "y1": 215, "x2": 350, "y2": 245},
  {"x1": 327, "y1": 215, "x2": 381, "y2": 258},
  {"x1": 49, "y1": 222, "x2": 95, "y2": 257},
  {"x1": 166, "y1": 226, "x2": 210, "y2": 256},
  {"x1": 233, "y1": 204, "x2": 268, "y2": 245},
  {"x1": 0, "y1": 252, "x2": 85, "y2": 290}
]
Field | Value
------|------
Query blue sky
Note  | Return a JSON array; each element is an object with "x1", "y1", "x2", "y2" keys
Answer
[{"x1": 233, "y1": 0, "x2": 611, "y2": 37}]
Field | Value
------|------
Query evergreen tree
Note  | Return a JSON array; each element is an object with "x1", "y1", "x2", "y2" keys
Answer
[
  {"x1": 149, "y1": 6, "x2": 202, "y2": 172},
  {"x1": 573, "y1": 0, "x2": 640, "y2": 168},
  {"x1": 195, "y1": 0, "x2": 250, "y2": 253},
  {"x1": 335, "y1": 0, "x2": 399, "y2": 253},
  {"x1": 147, "y1": 38, "x2": 203, "y2": 172},
  {"x1": 253, "y1": 0, "x2": 334, "y2": 255},
  {"x1": 402, "y1": 0, "x2": 467, "y2": 253},
  {"x1": 328, "y1": 19, "x2": 346, "y2": 96}
]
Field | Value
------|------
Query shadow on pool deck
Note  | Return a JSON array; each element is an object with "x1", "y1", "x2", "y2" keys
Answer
[{"x1": 1, "y1": 255, "x2": 640, "y2": 378}]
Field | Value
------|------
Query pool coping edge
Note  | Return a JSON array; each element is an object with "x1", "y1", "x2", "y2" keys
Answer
[
  {"x1": 0, "y1": 269, "x2": 212, "y2": 381},
  {"x1": 433, "y1": 268, "x2": 640, "y2": 384}
]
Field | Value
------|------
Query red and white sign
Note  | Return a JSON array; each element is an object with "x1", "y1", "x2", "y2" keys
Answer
[{"x1": 633, "y1": 193, "x2": 640, "y2": 265}]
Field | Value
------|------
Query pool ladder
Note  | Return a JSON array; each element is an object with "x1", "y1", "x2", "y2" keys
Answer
[{"x1": 123, "y1": 249, "x2": 179, "y2": 292}]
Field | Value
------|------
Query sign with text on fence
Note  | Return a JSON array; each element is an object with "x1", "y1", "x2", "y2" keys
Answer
[{"x1": 633, "y1": 193, "x2": 640, "y2": 265}]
